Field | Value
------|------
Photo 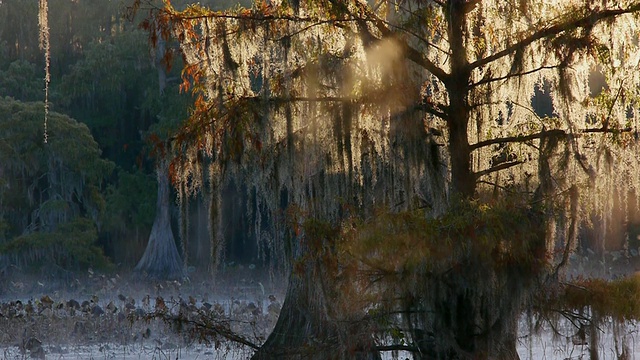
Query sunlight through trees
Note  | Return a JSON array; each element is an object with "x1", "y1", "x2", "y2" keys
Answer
[{"x1": 34, "y1": 0, "x2": 640, "y2": 358}]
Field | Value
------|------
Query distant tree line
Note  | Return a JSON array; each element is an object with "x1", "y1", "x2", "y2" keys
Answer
[{"x1": 0, "y1": 0, "x2": 252, "y2": 272}]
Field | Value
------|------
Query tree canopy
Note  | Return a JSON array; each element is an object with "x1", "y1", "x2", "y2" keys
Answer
[
  {"x1": 132, "y1": 0, "x2": 640, "y2": 358},
  {"x1": 0, "y1": 97, "x2": 113, "y2": 270},
  {"x1": 144, "y1": 0, "x2": 640, "y2": 257},
  {"x1": 0, "y1": 0, "x2": 209, "y2": 267}
]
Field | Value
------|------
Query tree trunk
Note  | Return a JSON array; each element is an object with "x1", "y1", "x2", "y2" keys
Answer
[
  {"x1": 418, "y1": 4, "x2": 523, "y2": 359},
  {"x1": 407, "y1": 266, "x2": 526, "y2": 360},
  {"x1": 252, "y1": 239, "x2": 380, "y2": 360},
  {"x1": 447, "y1": 0, "x2": 475, "y2": 199},
  {"x1": 589, "y1": 312, "x2": 600, "y2": 360},
  {"x1": 209, "y1": 165, "x2": 223, "y2": 276},
  {"x1": 440, "y1": 288, "x2": 521, "y2": 360},
  {"x1": 134, "y1": 159, "x2": 185, "y2": 280}
]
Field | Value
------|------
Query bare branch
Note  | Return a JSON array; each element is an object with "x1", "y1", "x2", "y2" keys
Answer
[
  {"x1": 401, "y1": 42, "x2": 450, "y2": 83},
  {"x1": 153, "y1": 312, "x2": 261, "y2": 350},
  {"x1": 382, "y1": 99, "x2": 449, "y2": 120},
  {"x1": 477, "y1": 180, "x2": 520, "y2": 193},
  {"x1": 239, "y1": 95, "x2": 397, "y2": 106},
  {"x1": 240, "y1": 94, "x2": 449, "y2": 120}
]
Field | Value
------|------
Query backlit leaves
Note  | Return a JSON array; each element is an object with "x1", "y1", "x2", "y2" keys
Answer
[{"x1": 131, "y1": 1, "x2": 640, "y2": 285}]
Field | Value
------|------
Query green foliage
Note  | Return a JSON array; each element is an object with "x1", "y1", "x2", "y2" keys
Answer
[
  {"x1": 0, "y1": 217, "x2": 111, "y2": 270},
  {"x1": 103, "y1": 168, "x2": 157, "y2": 233},
  {"x1": 0, "y1": 60, "x2": 43, "y2": 101},
  {"x1": 57, "y1": 27, "x2": 192, "y2": 170},
  {"x1": 58, "y1": 30, "x2": 154, "y2": 162},
  {"x1": 0, "y1": 0, "x2": 232, "y2": 268},
  {"x1": 0, "y1": 0, "x2": 188, "y2": 167},
  {"x1": 346, "y1": 198, "x2": 547, "y2": 276},
  {"x1": 0, "y1": 0, "x2": 40, "y2": 63},
  {"x1": 101, "y1": 168, "x2": 165, "y2": 266},
  {"x1": 0, "y1": 97, "x2": 114, "y2": 264},
  {"x1": 553, "y1": 275, "x2": 640, "y2": 322},
  {"x1": 0, "y1": 40, "x2": 8, "y2": 68}
]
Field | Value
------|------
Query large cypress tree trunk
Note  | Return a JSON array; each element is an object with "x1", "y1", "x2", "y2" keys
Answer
[
  {"x1": 427, "y1": 270, "x2": 524, "y2": 360},
  {"x1": 134, "y1": 159, "x2": 185, "y2": 280},
  {"x1": 252, "y1": 238, "x2": 380, "y2": 360},
  {"x1": 419, "y1": 3, "x2": 526, "y2": 358}
]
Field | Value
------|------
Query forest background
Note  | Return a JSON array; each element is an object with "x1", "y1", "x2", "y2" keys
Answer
[{"x1": 0, "y1": 0, "x2": 257, "y2": 272}]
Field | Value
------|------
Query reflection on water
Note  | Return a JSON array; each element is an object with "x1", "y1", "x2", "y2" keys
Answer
[
  {"x1": 1, "y1": 267, "x2": 639, "y2": 359},
  {"x1": 517, "y1": 317, "x2": 640, "y2": 360}
]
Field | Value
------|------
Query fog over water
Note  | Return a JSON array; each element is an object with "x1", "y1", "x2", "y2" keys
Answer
[{"x1": 1, "y1": 255, "x2": 640, "y2": 360}]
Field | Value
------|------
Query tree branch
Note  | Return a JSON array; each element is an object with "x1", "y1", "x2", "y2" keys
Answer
[
  {"x1": 470, "y1": 65, "x2": 561, "y2": 88},
  {"x1": 470, "y1": 126, "x2": 635, "y2": 152},
  {"x1": 370, "y1": 1, "x2": 450, "y2": 56},
  {"x1": 470, "y1": 129, "x2": 566, "y2": 150},
  {"x1": 239, "y1": 94, "x2": 449, "y2": 120},
  {"x1": 346, "y1": 0, "x2": 450, "y2": 83},
  {"x1": 470, "y1": 126, "x2": 634, "y2": 179},
  {"x1": 474, "y1": 160, "x2": 525, "y2": 179},
  {"x1": 464, "y1": 0, "x2": 484, "y2": 14},
  {"x1": 374, "y1": 344, "x2": 420, "y2": 352},
  {"x1": 582, "y1": 127, "x2": 632, "y2": 134},
  {"x1": 414, "y1": 102, "x2": 449, "y2": 120},
  {"x1": 157, "y1": 313, "x2": 260, "y2": 350},
  {"x1": 382, "y1": 19, "x2": 450, "y2": 56},
  {"x1": 248, "y1": 95, "x2": 354, "y2": 103},
  {"x1": 469, "y1": 4, "x2": 640, "y2": 70},
  {"x1": 401, "y1": 42, "x2": 450, "y2": 83}
]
